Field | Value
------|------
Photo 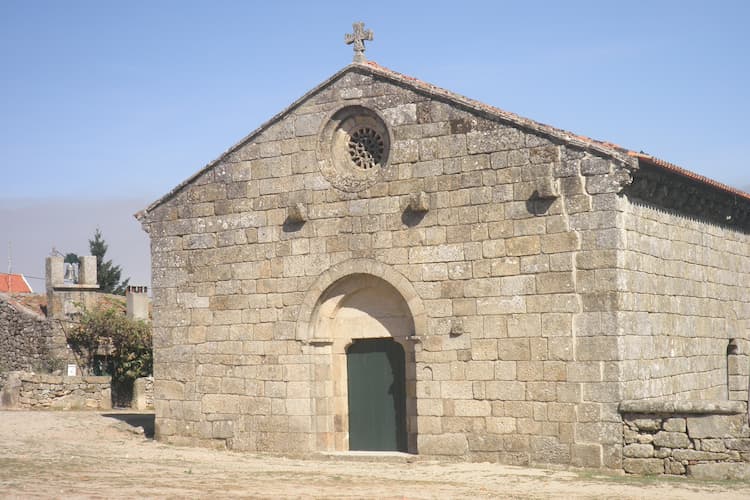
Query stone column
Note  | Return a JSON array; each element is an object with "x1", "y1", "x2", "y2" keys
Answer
[
  {"x1": 78, "y1": 256, "x2": 98, "y2": 286},
  {"x1": 45, "y1": 256, "x2": 64, "y2": 290}
]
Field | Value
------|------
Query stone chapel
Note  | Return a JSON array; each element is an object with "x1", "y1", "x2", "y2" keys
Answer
[{"x1": 137, "y1": 24, "x2": 750, "y2": 473}]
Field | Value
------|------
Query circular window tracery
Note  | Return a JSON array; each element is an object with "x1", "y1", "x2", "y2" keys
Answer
[
  {"x1": 317, "y1": 105, "x2": 391, "y2": 192},
  {"x1": 348, "y1": 128, "x2": 384, "y2": 169}
]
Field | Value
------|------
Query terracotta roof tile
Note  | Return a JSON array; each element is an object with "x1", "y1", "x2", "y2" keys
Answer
[{"x1": 0, "y1": 273, "x2": 33, "y2": 294}]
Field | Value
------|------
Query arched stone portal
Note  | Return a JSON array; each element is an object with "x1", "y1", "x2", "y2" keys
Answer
[{"x1": 307, "y1": 273, "x2": 418, "y2": 453}]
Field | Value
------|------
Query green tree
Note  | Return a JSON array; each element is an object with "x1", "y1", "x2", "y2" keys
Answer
[
  {"x1": 63, "y1": 253, "x2": 80, "y2": 264},
  {"x1": 89, "y1": 228, "x2": 129, "y2": 295}
]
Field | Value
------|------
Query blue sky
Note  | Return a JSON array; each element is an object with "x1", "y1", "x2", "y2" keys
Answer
[{"x1": 1, "y1": 1, "x2": 749, "y2": 290}]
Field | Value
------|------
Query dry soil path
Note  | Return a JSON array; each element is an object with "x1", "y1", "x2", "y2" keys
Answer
[{"x1": 1, "y1": 410, "x2": 749, "y2": 499}]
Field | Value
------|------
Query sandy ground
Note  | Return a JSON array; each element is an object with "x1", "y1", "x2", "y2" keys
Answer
[{"x1": 1, "y1": 410, "x2": 749, "y2": 499}]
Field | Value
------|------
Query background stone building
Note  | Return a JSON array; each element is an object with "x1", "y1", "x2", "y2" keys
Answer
[{"x1": 138, "y1": 44, "x2": 750, "y2": 469}]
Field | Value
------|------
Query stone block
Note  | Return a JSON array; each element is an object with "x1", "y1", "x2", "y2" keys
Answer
[
  {"x1": 688, "y1": 463, "x2": 750, "y2": 481},
  {"x1": 687, "y1": 414, "x2": 747, "y2": 439},
  {"x1": 700, "y1": 439, "x2": 727, "y2": 452},
  {"x1": 665, "y1": 459, "x2": 686, "y2": 475},
  {"x1": 725, "y1": 438, "x2": 750, "y2": 451},
  {"x1": 418, "y1": 433, "x2": 468, "y2": 456},
  {"x1": 571, "y1": 443, "x2": 602, "y2": 468},
  {"x1": 623, "y1": 443, "x2": 654, "y2": 458},
  {"x1": 672, "y1": 449, "x2": 728, "y2": 461},
  {"x1": 506, "y1": 236, "x2": 540, "y2": 256},
  {"x1": 485, "y1": 381, "x2": 526, "y2": 401},
  {"x1": 631, "y1": 418, "x2": 661, "y2": 432},
  {"x1": 663, "y1": 418, "x2": 686, "y2": 433},
  {"x1": 487, "y1": 417, "x2": 516, "y2": 434},
  {"x1": 454, "y1": 399, "x2": 491, "y2": 417},
  {"x1": 530, "y1": 436, "x2": 571, "y2": 465},
  {"x1": 212, "y1": 420, "x2": 234, "y2": 439},
  {"x1": 636, "y1": 434, "x2": 653, "y2": 444},
  {"x1": 498, "y1": 338, "x2": 530, "y2": 361},
  {"x1": 623, "y1": 458, "x2": 664, "y2": 475},
  {"x1": 154, "y1": 380, "x2": 185, "y2": 400},
  {"x1": 653, "y1": 431, "x2": 690, "y2": 449},
  {"x1": 202, "y1": 394, "x2": 239, "y2": 414},
  {"x1": 468, "y1": 434, "x2": 504, "y2": 452}
]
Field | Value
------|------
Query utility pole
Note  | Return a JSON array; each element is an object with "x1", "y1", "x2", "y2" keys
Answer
[{"x1": 7, "y1": 241, "x2": 11, "y2": 293}]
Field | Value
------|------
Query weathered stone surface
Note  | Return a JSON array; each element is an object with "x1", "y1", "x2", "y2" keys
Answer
[
  {"x1": 665, "y1": 459, "x2": 686, "y2": 475},
  {"x1": 623, "y1": 458, "x2": 664, "y2": 475},
  {"x1": 570, "y1": 443, "x2": 602, "y2": 468},
  {"x1": 663, "y1": 418, "x2": 686, "y2": 433},
  {"x1": 623, "y1": 443, "x2": 654, "y2": 458},
  {"x1": 631, "y1": 418, "x2": 661, "y2": 432},
  {"x1": 672, "y1": 449, "x2": 728, "y2": 462},
  {"x1": 653, "y1": 431, "x2": 690, "y2": 449},
  {"x1": 688, "y1": 462, "x2": 750, "y2": 481},
  {"x1": 699, "y1": 439, "x2": 727, "y2": 452},
  {"x1": 530, "y1": 436, "x2": 571, "y2": 464},
  {"x1": 687, "y1": 415, "x2": 747, "y2": 439},
  {"x1": 726, "y1": 438, "x2": 750, "y2": 451},
  {"x1": 419, "y1": 433, "x2": 469, "y2": 455}
]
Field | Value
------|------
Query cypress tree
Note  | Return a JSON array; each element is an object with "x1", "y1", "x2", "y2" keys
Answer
[{"x1": 89, "y1": 228, "x2": 129, "y2": 295}]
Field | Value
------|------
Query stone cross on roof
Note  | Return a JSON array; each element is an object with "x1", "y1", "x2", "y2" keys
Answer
[{"x1": 345, "y1": 22, "x2": 373, "y2": 63}]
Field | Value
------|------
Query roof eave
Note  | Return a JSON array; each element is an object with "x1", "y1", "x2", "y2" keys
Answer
[{"x1": 630, "y1": 152, "x2": 750, "y2": 202}]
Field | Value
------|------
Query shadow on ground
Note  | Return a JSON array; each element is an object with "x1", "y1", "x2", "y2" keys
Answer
[{"x1": 102, "y1": 413, "x2": 155, "y2": 439}]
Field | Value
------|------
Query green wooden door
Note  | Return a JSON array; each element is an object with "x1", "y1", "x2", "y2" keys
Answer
[{"x1": 346, "y1": 339, "x2": 407, "y2": 452}]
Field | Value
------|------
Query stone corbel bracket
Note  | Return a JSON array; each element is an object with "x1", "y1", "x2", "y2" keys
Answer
[
  {"x1": 286, "y1": 203, "x2": 308, "y2": 224},
  {"x1": 449, "y1": 318, "x2": 464, "y2": 337},
  {"x1": 407, "y1": 191, "x2": 430, "y2": 212},
  {"x1": 533, "y1": 177, "x2": 559, "y2": 199}
]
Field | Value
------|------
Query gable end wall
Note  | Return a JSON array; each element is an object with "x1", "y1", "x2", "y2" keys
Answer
[{"x1": 143, "y1": 68, "x2": 641, "y2": 468}]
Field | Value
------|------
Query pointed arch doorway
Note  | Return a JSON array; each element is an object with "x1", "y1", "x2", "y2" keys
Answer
[{"x1": 308, "y1": 273, "x2": 417, "y2": 453}]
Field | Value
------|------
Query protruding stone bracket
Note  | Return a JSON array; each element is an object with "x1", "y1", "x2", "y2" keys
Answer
[
  {"x1": 408, "y1": 191, "x2": 430, "y2": 213},
  {"x1": 306, "y1": 339, "x2": 335, "y2": 347},
  {"x1": 286, "y1": 203, "x2": 308, "y2": 224},
  {"x1": 619, "y1": 400, "x2": 747, "y2": 415},
  {"x1": 449, "y1": 318, "x2": 464, "y2": 337},
  {"x1": 532, "y1": 178, "x2": 559, "y2": 200}
]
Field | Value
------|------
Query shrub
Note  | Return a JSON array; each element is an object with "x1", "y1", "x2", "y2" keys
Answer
[{"x1": 67, "y1": 305, "x2": 152, "y2": 405}]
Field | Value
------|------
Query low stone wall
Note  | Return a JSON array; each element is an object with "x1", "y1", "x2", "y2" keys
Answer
[
  {"x1": 620, "y1": 400, "x2": 750, "y2": 480},
  {"x1": 1, "y1": 372, "x2": 112, "y2": 410}
]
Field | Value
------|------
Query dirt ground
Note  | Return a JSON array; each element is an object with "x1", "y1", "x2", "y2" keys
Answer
[{"x1": 1, "y1": 410, "x2": 749, "y2": 499}]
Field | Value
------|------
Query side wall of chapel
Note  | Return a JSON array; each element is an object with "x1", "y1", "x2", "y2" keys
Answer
[{"x1": 619, "y1": 198, "x2": 750, "y2": 403}]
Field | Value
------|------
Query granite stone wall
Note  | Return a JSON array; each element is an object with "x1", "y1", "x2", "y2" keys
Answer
[
  {"x1": 621, "y1": 400, "x2": 750, "y2": 480},
  {"x1": 139, "y1": 64, "x2": 750, "y2": 471},
  {"x1": 141, "y1": 66, "x2": 635, "y2": 467},
  {"x1": 620, "y1": 202, "x2": 750, "y2": 401}
]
